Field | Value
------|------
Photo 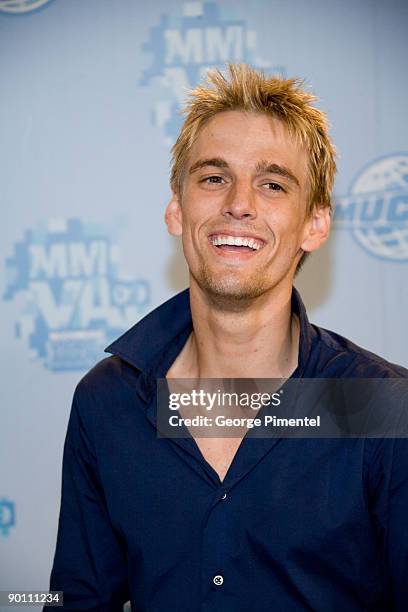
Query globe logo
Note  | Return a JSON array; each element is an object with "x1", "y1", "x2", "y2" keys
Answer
[
  {"x1": 335, "y1": 154, "x2": 408, "y2": 261},
  {"x1": 0, "y1": 0, "x2": 53, "y2": 14}
]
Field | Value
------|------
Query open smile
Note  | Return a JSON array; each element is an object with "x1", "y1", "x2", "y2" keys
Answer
[{"x1": 208, "y1": 233, "x2": 266, "y2": 257}]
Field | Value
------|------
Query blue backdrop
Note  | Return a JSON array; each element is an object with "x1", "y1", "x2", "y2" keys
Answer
[{"x1": 1, "y1": 0, "x2": 407, "y2": 601}]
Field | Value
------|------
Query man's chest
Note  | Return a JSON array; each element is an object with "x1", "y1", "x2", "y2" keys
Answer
[
  {"x1": 192, "y1": 436, "x2": 244, "y2": 482},
  {"x1": 99, "y1": 409, "x2": 372, "y2": 544}
]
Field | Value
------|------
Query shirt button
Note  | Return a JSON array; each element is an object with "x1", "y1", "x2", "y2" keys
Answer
[
  {"x1": 221, "y1": 492, "x2": 228, "y2": 500},
  {"x1": 213, "y1": 574, "x2": 224, "y2": 586}
]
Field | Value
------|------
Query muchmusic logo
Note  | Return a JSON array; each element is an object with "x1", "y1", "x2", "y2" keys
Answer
[{"x1": 334, "y1": 154, "x2": 408, "y2": 261}]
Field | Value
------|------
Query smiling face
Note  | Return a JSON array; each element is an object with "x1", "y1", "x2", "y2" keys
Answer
[{"x1": 165, "y1": 111, "x2": 330, "y2": 305}]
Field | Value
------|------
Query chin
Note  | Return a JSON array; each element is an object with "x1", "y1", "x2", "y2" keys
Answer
[{"x1": 194, "y1": 267, "x2": 268, "y2": 307}]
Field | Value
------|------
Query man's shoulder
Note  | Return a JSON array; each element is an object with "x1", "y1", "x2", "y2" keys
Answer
[
  {"x1": 73, "y1": 355, "x2": 140, "y2": 408},
  {"x1": 312, "y1": 323, "x2": 408, "y2": 378}
]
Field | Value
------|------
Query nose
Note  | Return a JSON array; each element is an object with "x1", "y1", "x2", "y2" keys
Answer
[{"x1": 220, "y1": 180, "x2": 257, "y2": 220}]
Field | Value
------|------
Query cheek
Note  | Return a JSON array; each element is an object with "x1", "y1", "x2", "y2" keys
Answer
[
  {"x1": 268, "y1": 216, "x2": 307, "y2": 252},
  {"x1": 180, "y1": 215, "x2": 201, "y2": 253},
  {"x1": 267, "y1": 210, "x2": 301, "y2": 236},
  {"x1": 181, "y1": 200, "x2": 214, "y2": 234}
]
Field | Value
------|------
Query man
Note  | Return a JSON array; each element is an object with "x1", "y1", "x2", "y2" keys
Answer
[{"x1": 48, "y1": 64, "x2": 408, "y2": 611}]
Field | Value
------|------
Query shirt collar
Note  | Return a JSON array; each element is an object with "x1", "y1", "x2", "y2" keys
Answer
[{"x1": 105, "y1": 286, "x2": 314, "y2": 379}]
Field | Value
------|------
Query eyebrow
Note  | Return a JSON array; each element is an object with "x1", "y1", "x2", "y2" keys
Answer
[
  {"x1": 188, "y1": 157, "x2": 300, "y2": 187},
  {"x1": 188, "y1": 157, "x2": 229, "y2": 174},
  {"x1": 254, "y1": 160, "x2": 300, "y2": 187}
]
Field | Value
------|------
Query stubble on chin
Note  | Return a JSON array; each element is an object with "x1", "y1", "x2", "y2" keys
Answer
[{"x1": 192, "y1": 260, "x2": 268, "y2": 312}]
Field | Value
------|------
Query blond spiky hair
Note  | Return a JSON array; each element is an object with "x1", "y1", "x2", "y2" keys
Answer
[{"x1": 170, "y1": 63, "x2": 336, "y2": 217}]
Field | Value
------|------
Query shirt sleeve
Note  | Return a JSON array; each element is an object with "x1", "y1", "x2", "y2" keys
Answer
[
  {"x1": 385, "y1": 438, "x2": 408, "y2": 609},
  {"x1": 366, "y1": 437, "x2": 408, "y2": 610},
  {"x1": 46, "y1": 386, "x2": 129, "y2": 611}
]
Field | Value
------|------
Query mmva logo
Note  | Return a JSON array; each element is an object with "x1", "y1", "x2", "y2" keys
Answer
[
  {"x1": 4, "y1": 219, "x2": 150, "y2": 371},
  {"x1": 140, "y1": 0, "x2": 285, "y2": 144},
  {"x1": 0, "y1": 499, "x2": 15, "y2": 537},
  {"x1": 0, "y1": 0, "x2": 54, "y2": 14},
  {"x1": 334, "y1": 154, "x2": 408, "y2": 261}
]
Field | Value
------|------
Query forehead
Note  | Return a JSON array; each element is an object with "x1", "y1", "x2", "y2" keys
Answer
[{"x1": 187, "y1": 110, "x2": 308, "y2": 184}]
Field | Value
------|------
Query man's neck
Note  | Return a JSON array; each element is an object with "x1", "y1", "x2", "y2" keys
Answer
[{"x1": 168, "y1": 280, "x2": 300, "y2": 379}]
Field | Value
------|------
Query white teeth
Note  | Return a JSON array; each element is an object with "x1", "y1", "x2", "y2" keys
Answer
[{"x1": 210, "y1": 235, "x2": 263, "y2": 250}]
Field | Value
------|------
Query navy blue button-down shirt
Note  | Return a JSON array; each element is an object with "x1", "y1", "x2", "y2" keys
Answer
[{"x1": 48, "y1": 288, "x2": 408, "y2": 611}]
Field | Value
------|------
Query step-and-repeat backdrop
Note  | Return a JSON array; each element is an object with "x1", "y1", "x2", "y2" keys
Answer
[{"x1": 1, "y1": 0, "x2": 407, "y2": 597}]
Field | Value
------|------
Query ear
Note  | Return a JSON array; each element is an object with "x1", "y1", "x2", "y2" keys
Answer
[
  {"x1": 165, "y1": 192, "x2": 183, "y2": 236},
  {"x1": 300, "y1": 205, "x2": 331, "y2": 253}
]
